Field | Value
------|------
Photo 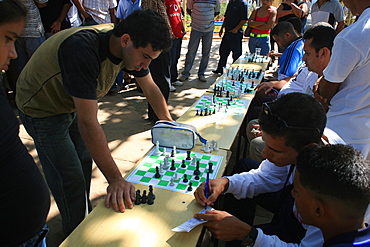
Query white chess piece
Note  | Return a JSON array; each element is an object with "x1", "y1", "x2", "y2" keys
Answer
[
  {"x1": 203, "y1": 141, "x2": 211, "y2": 153},
  {"x1": 162, "y1": 147, "x2": 167, "y2": 155},
  {"x1": 213, "y1": 140, "x2": 219, "y2": 151},
  {"x1": 170, "y1": 177, "x2": 175, "y2": 186},
  {"x1": 163, "y1": 155, "x2": 169, "y2": 169},
  {"x1": 174, "y1": 173, "x2": 178, "y2": 181},
  {"x1": 154, "y1": 141, "x2": 161, "y2": 155},
  {"x1": 173, "y1": 146, "x2": 176, "y2": 155},
  {"x1": 159, "y1": 162, "x2": 164, "y2": 174},
  {"x1": 191, "y1": 156, "x2": 197, "y2": 166}
]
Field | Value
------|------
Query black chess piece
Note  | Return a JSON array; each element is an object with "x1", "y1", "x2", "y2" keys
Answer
[
  {"x1": 187, "y1": 182, "x2": 193, "y2": 191},
  {"x1": 186, "y1": 150, "x2": 191, "y2": 160},
  {"x1": 208, "y1": 163, "x2": 213, "y2": 173},
  {"x1": 181, "y1": 160, "x2": 186, "y2": 168},
  {"x1": 200, "y1": 110, "x2": 203, "y2": 116},
  {"x1": 195, "y1": 174, "x2": 200, "y2": 180},
  {"x1": 196, "y1": 110, "x2": 199, "y2": 116},
  {"x1": 171, "y1": 149, "x2": 175, "y2": 157},
  {"x1": 170, "y1": 159, "x2": 176, "y2": 170},
  {"x1": 204, "y1": 108, "x2": 208, "y2": 116},
  {"x1": 183, "y1": 174, "x2": 189, "y2": 183},
  {"x1": 154, "y1": 166, "x2": 161, "y2": 178},
  {"x1": 134, "y1": 190, "x2": 141, "y2": 205},
  {"x1": 149, "y1": 185, "x2": 155, "y2": 200},
  {"x1": 141, "y1": 190, "x2": 148, "y2": 204},
  {"x1": 147, "y1": 191, "x2": 155, "y2": 205},
  {"x1": 194, "y1": 161, "x2": 200, "y2": 175}
]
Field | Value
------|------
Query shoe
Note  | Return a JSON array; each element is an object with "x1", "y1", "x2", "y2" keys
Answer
[
  {"x1": 198, "y1": 76, "x2": 207, "y2": 82},
  {"x1": 172, "y1": 80, "x2": 183, "y2": 86},
  {"x1": 170, "y1": 85, "x2": 176, "y2": 92},
  {"x1": 212, "y1": 70, "x2": 222, "y2": 75},
  {"x1": 178, "y1": 75, "x2": 189, "y2": 81}
]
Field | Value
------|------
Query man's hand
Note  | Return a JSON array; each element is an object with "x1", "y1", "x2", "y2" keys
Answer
[
  {"x1": 251, "y1": 124, "x2": 262, "y2": 138},
  {"x1": 219, "y1": 28, "x2": 224, "y2": 37},
  {"x1": 255, "y1": 81, "x2": 275, "y2": 94},
  {"x1": 194, "y1": 178, "x2": 229, "y2": 206},
  {"x1": 50, "y1": 21, "x2": 62, "y2": 34},
  {"x1": 105, "y1": 177, "x2": 136, "y2": 212},
  {"x1": 313, "y1": 84, "x2": 329, "y2": 112},
  {"x1": 195, "y1": 210, "x2": 251, "y2": 241}
]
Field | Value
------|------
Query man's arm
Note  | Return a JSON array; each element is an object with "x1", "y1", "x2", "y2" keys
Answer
[
  {"x1": 72, "y1": 97, "x2": 136, "y2": 212},
  {"x1": 50, "y1": 3, "x2": 72, "y2": 34},
  {"x1": 109, "y1": 7, "x2": 117, "y2": 24},
  {"x1": 317, "y1": 76, "x2": 340, "y2": 103},
  {"x1": 71, "y1": 0, "x2": 90, "y2": 19},
  {"x1": 135, "y1": 73, "x2": 173, "y2": 121},
  {"x1": 336, "y1": 20, "x2": 345, "y2": 33},
  {"x1": 230, "y1": 20, "x2": 247, "y2": 33}
]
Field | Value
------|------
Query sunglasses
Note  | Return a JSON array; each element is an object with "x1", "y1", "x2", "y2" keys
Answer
[{"x1": 262, "y1": 102, "x2": 321, "y2": 133}]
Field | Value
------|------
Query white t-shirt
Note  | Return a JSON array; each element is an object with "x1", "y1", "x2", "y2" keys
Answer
[
  {"x1": 323, "y1": 8, "x2": 370, "y2": 158},
  {"x1": 279, "y1": 66, "x2": 318, "y2": 97}
]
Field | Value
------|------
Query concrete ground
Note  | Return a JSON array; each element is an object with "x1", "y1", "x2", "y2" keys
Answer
[{"x1": 18, "y1": 35, "x2": 273, "y2": 247}]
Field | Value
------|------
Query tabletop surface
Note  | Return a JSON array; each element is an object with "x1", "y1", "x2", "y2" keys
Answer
[{"x1": 60, "y1": 149, "x2": 229, "y2": 247}]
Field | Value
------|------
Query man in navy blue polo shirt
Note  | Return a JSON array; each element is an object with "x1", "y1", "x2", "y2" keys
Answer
[{"x1": 212, "y1": 0, "x2": 248, "y2": 74}]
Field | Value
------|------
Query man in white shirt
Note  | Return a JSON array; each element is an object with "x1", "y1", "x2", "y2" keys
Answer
[
  {"x1": 194, "y1": 93, "x2": 345, "y2": 247},
  {"x1": 316, "y1": 0, "x2": 370, "y2": 160}
]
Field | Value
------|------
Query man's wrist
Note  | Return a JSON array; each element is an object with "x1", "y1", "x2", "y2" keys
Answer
[{"x1": 241, "y1": 227, "x2": 258, "y2": 247}]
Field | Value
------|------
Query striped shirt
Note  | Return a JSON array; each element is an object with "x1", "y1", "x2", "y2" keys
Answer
[
  {"x1": 20, "y1": 0, "x2": 47, "y2": 37},
  {"x1": 187, "y1": 0, "x2": 220, "y2": 32},
  {"x1": 82, "y1": 0, "x2": 117, "y2": 24}
]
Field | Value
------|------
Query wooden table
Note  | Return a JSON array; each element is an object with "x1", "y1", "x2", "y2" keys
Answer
[{"x1": 60, "y1": 149, "x2": 229, "y2": 247}]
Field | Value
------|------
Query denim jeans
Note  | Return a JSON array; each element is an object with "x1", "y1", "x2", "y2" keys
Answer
[
  {"x1": 182, "y1": 30, "x2": 213, "y2": 77},
  {"x1": 170, "y1": 37, "x2": 183, "y2": 82},
  {"x1": 14, "y1": 36, "x2": 45, "y2": 74},
  {"x1": 17, "y1": 225, "x2": 49, "y2": 247},
  {"x1": 19, "y1": 112, "x2": 93, "y2": 235},
  {"x1": 215, "y1": 31, "x2": 243, "y2": 72},
  {"x1": 248, "y1": 36, "x2": 271, "y2": 56}
]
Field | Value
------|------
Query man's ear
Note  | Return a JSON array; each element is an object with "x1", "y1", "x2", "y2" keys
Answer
[
  {"x1": 120, "y1": 33, "x2": 130, "y2": 48},
  {"x1": 314, "y1": 198, "x2": 325, "y2": 218},
  {"x1": 319, "y1": 47, "x2": 330, "y2": 58}
]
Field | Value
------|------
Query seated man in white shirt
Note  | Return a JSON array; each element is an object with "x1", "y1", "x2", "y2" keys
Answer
[
  {"x1": 194, "y1": 92, "x2": 345, "y2": 247},
  {"x1": 247, "y1": 23, "x2": 337, "y2": 163}
]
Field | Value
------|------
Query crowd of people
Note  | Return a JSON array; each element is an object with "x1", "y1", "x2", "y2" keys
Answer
[{"x1": 1, "y1": 0, "x2": 369, "y2": 246}]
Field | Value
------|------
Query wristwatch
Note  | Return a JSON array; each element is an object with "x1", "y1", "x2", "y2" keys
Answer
[{"x1": 240, "y1": 227, "x2": 258, "y2": 247}]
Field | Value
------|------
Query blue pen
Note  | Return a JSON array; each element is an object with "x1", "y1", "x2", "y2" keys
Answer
[{"x1": 205, "y1": 172, "x2": 210, "y2": 210}]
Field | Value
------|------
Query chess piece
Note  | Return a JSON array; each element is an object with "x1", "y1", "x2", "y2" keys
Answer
[
  {"x1": 170, "y1": 159, "x2": 176, "y2": 170},
  {"x1": 174, "y1": 173, "x2": 178, "y2": 181},
  {"x1": 171, "y1": 149, "x2": 175, "y2": 157},
  {"x1": 147, "y1": 191, "x2": 155, "y2": 205},
  {"x1": 141, "y1": 190, "x2": 148, "y2": 204},
  {"x1": 163, "y1": 155, "x2": 169, "y2": 169},
  {"x1": 183, "y1": 174, "x2": 189, "y2": 183},
  {"x1": 203, "y1": 141, "x2": 210, "y2": 153},
  {"x1": 181, "y1": 160, "x2": 186, "y2": 168},
  {"x1": 154, "y1": 141, "x2": 161, "y2": 155},
  {"x1": 213, "y1": 140, "x2": 219, "y2": 151},
  {"x1": 195, "y1": 174, "x2": 200, "y2": 180},
  {"x1": 170, "y1": 177, "x2": 175, "y2": 186},
  {"x1": 154, "y1": 166, "x2": 161, "y2": 178},
  {"x1": 134, "y1": 190, "x2": 141, "y2": 205},
  {"x1": 159, "y1": 162, "x2": 164, "y2": 174},
  {"x1": 186, "y1": 151, "x2": 191, "y2": 160},
  {"x1": 162, "y1": 147, "x2": 167, "y2": 155},
  {"x1": 196, "y1": 110, "x2": 199, "y2": 116},
  {"x1": 191, "y1": 156, "x2": 197, "y2": 166},
  {"x1": 149, "y1": 185, "x2": 155, "y2": 200},
  {"x1": 194, "y1": 161, "x2": 200, "y2": 175},
  {"x1": 187, "y1": 182, "x2": 193, "y2": 191},
  {"x1": 208, "y1": 163, "x2": 214, "y2": 173}
]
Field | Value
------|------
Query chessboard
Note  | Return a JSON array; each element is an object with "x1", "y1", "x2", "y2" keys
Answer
[
  {"x1": 225, "y1": 68, "x2": 264, "y2": 82},
  {"x1": 126, "y1": 147, "x2": 223, "y2": 194},
  {"x1": 215, "y1": 79, "x2": 257, "y2": 95},
  {"x1": 191, "y1": 95, "x2": 247, "y2": 115}
]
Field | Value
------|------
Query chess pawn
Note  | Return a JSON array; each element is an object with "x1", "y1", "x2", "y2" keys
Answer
[
  {"x1": 203, "y1": 141, "x2": 211, "y2": 153},
  {"x1": 153, "y1": 141, "x2": 161, "y2": 155}
]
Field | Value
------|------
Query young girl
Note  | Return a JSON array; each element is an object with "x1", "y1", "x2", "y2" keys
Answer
[
  {"x1": 0, "y1": 1, "x2": 51, "y2": 246},
  {"x1": 247, "y1": 0, "x2": 277, "y2": 56}
]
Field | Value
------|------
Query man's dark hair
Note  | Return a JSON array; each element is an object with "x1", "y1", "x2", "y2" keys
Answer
[
  {"x1": 113, "y1": 9, "x2": 172, "y2": 52},
  {"x1": 258, "y1": 93, "x2": 326, "y2": 151},
  {"x1": 271, "y1": 21, "x2": 297, "y2": 37},
  {"x1": 303, "y1": 22, "x2": 337, "y2": 52},
  {"x1": 296, "y1": 144, "x2": 370, "y2": 215},
  {"x1": 286, "y1": 17, "x2": 303, "y2": 35},
  {"x1": 0, "y1": 0, "x2": 27, "y2": 24}
]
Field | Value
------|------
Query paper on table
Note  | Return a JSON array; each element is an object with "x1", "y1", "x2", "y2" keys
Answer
[{"x1": 172, "y1": 206, "x2": 213, "y2": 232}]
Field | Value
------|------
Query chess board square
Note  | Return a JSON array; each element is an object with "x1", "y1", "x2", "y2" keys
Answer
[
  {"x1": 165, "y1": 171, "x2": 175, "y2": 176},
  {"x1": 143, "y1": 162, "x2": 153, "y2": 167},
  {"x1": 135, "y1": 170, "x2": 146, "y2": 176},
  {"x1": 148, "y1": 167, "x2": 156, "y2": 173},
  {"x1": 176, "y1": 184, "x2": 187, "y2": 190},
  {"x1": 158, "y1": 180, "x2": 169, "y2": 186},
  {"x1": 140, "y1": 177, "x2": 152, "y2": 183},
  {"x1": 176, "y1": 168, "x2": 186, "y2": 174}
]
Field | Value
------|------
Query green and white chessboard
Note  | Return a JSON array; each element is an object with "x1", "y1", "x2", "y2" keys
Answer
[
  {"x1": 191, "y1": 95, "x2": 247, "y2": 115},
  {"x1": 126, "y1": 147, "x2": 223, "y2": 194},
  {"x1": 215, "y1": 79, "x2": 257, "y2": 95}
]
